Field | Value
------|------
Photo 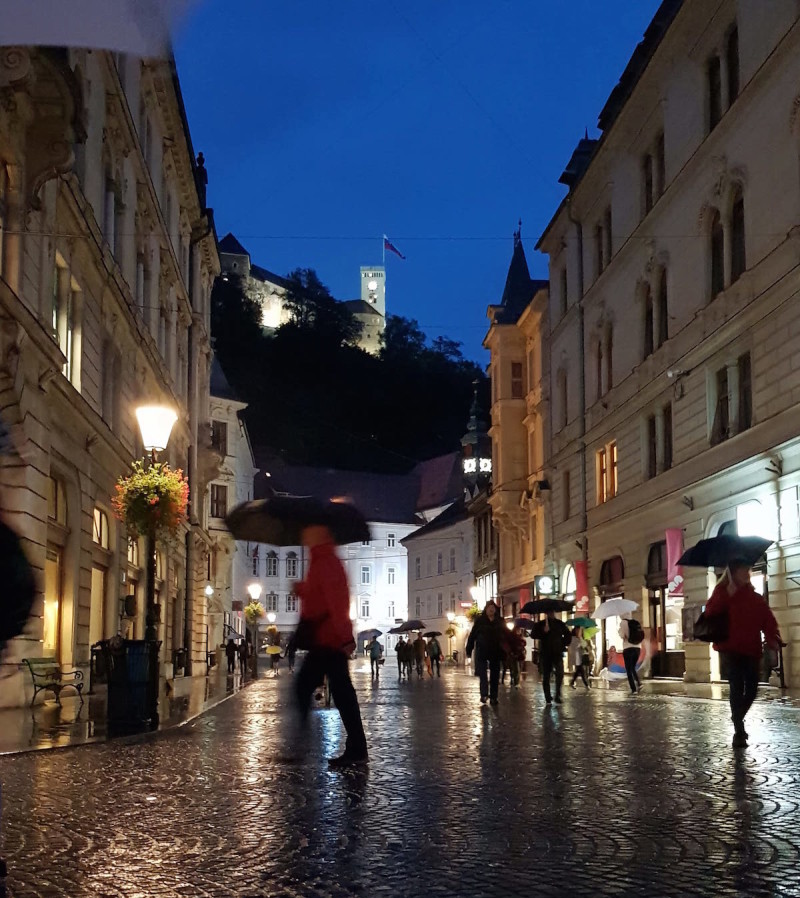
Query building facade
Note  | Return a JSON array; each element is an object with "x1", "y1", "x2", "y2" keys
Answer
[
  {"x1": 536, "y1": 0, "x2": 800, "y2": 684},
  {"x1": 0, "y1": 48, "x2": 220, "y2": 704}
]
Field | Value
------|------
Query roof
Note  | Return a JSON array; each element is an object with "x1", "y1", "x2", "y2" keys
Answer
[
  {"x1": 210, "y1": 356, "x2": 239, "y2": 401},
  {"x1": 258, "y1": 461, "x2": 421, "y2": 525},
  {"x1": 343, "y1": 299, "x2": 384, "y2": 317},
  {"x1": 558, "y1": 135, "x2": 599, "y2": 187},
  {"x1": 218, "y1": 232, "x2": 249, "y2": 256},
  {"x1": 490, "y1": 229, "x2": 546, "y2": 325},
  {"x1": 250, "y1": 263, "x2": 289, "y2": 289},
  {"x1": 413, "y1": 452, "x2": 463, "y2": 512},
  {"x1": 401, "y1": 497, "x2": 468, "y2": 544}
]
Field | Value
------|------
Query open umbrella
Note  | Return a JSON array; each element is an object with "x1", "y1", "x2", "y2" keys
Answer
[
  {"x1": 265, "y1": 645, "x2": 282, "y2": 655},
  {"x1": 566, "y1": 617, "x2": 596, "y2": 629},
  {"x1": 521, "y1": 598, "x2": 575, "y2": 615},
  {"x1": 226, "y1": 496, "x2": 370, "y2": 546},
  {"x1": 592, "y1": 598, "x2": 638, "y2": 620},
  {"x1": 357, "y1": 628, "x2": 382, "y2": 641},
  {"x1": 388, "y1": 626, "x2": 405, "y2": 635},
  {"x1": 677, "y1": 535, "x2": 772, "y2": 568},
  {"x1": 514, "y1": 618, "x2": 536, "y2": 631},
  {"x1": 399, "y1": 619, "x2": 426, "y2": 632},
  {"x1": 423, "y1": 631, "x2": 442, "y2": 638}
]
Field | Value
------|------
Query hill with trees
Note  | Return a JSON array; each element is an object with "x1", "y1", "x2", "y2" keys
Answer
[{"x1": 211, "y1": 269, "x2": 486, "y2": 473}]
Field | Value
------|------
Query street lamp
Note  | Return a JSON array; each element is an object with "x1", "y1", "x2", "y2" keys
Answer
[
  {"x1": 135, "y1": 403, "x2": 177, "y2": 728},
  {"x1": 267, "y1": 612, "x2": 276, "y2": 623},
  {"x1": 204, "y1": 584, "x2": 214, "y2": 598},
  {"x1": 446, "y1": 611, "x2": 456, "y2": 660},
  {"x1": 247, "y1": 583, "x2": 263, "y2": 602},
  {"x1": 247, "y1": 583, "x2": 263, "y2": 678}
]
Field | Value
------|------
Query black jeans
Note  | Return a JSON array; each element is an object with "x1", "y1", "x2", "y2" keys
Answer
[
  {"x1": 571, "y1": 664, "x2": 588, "y2": 687},
  {"x1": 370, "y1": 658, "x2": 380, "y2": 677},
  {"x1": 623, "y1": 648, "x2": 641, "y2": 693},
  {"x1": 227, "y1": 656, "x2": 235, "y2": 673},
  {"x1": 396, "y1": 655, "x2": 403, "y2": 677},
  {"x1": 541, "y1": 655, "x2": 564, "y2": 702},
  {"x1": 430, "y1": 655, "x2": 440, "y2": 677},
  {"x1": 723, "y1": 652, "x2": 760, "y2": 732},
  {"x1": 296, "y1": 648, "x2": 367, "y2": 755},
  {"x1": 476, "y1": 653, "x2": 500, "y2": 701}
]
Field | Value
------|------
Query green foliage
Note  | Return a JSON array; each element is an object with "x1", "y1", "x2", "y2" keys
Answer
[
  {"x1": 244, "y1": 601, "x2": 265, "y2": 625},
  {"x1": 112, "y1": 460, "x2": 189, "y2": 538},
  {"x1": 211, "y1": 270, "x2": 486, "y2": 473},
  {"x1": 466, "y1": 605, "x2": 481, "y2": 622}
]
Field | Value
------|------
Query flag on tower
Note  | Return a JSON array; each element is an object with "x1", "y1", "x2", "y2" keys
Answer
[{"x1": 383, "y1": 236, "x2": 406, "y2": 260}]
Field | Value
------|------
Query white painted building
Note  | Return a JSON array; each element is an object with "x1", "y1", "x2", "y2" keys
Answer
[
  {"x1": 534, "y1": 0, "x2": 800, "y2": 685},
  {"x1": 402, "y1": 500, "x2": 475, "y2": 663}
]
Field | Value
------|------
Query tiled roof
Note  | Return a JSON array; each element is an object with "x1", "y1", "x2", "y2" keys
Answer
[
  {"x1": 413, "y1": 452, "x2": 463, "y2": 512},
  {"x1": 401, "y1": 497, "x2": 468, "y2": 544}
]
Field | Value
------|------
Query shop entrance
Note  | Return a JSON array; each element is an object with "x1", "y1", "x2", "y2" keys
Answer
[
  {"x1": 598, "y1": 556, "x2": 625, "y2": 668},
  {"x1": 647, "y1": 541, "x2": 685, "y2": 678}
]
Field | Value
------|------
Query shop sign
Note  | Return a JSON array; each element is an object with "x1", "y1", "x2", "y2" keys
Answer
[{"x1": 534, "y1": 575, "x2": 558, "y2": 596}]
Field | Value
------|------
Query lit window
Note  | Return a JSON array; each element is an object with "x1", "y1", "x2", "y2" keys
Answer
[
  {"x1": 127, "y1": 538, "x2": 139, "y2": 567},
  {"x1": 92, "y1": 507, "x2": 109, "y2": 548},
  {"x1": 48, "y1": 477, "x2": 67, "y2": 526},
  {"x1": 596, "y1": 441, "x2": 618, "y2": 504}
]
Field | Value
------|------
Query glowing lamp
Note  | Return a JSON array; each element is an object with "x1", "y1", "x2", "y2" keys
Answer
[{"x1": 135, "y1": 405, "x2": 177, "y2": 453}]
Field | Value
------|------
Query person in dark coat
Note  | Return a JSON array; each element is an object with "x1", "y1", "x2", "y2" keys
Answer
[
  {"x1": 466, "y1": 600, "x2": 506, "y2": 705},
  {"x1": 284, "y1": 634, "x2": 297, "y2": 673},
  {"x1": 237, "y1": 640, "x2": 248, "y2": 676},
  {"x1": 533, "y1": 611, "x2": 572, "y2": 704},
  {"x1": 705, "y1": 562, "x2": 783, "y2": 748},
  {"x1": 225, "y1": 638, "x2": 237, "y2": 673},
  {"x1": 395, "y1": 636, "x2": 406, "y2": 679}
]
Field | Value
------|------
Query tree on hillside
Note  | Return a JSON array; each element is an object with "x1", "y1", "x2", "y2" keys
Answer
[
  {"x1": 210, "y1": 274, "x2": 266, "y2": 394},
  {"x1": 282, "y1": 268, "x2": 363, "y2": 348}
]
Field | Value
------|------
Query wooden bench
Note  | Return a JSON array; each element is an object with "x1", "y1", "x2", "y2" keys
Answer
[{"x1": 22, "y1": 658, "x2": 84, "y2": 707}]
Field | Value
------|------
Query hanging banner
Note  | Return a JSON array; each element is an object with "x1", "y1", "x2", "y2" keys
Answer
[
  {"x1": 666, "y1": 528, "x2": 684, "y2": 597},
  {"x1": 574, "y1": 560, "x2": 590, "y2": 614}
]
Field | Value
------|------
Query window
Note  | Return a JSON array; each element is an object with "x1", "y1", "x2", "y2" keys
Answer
[
  {"x1": 127, "y1": 537, "x2": 139, "y2": 567},
  {"x1": 726, "y1": 27, "x2": 739, "y2": 104},
  {"x1": 562, "y1": 470, "x2": 571, "y2": 521},
  {"x1": 437, "y1": 593, "x2": 443, "y2": 616},
  {"x1": 642, "y1": 154, "x2": 654, "y2": 215},
  {"x1": 594, "y1": 224, "x2": 604, "y2": 277},
  {"x1": 266, "y1": 592, "x2": 278, "y2": 613},
  {"x1": 92, "y1": 507, "x2": 109, "y2": 548},
  {"x1": 286, "y1": 553, "x2": 298, "y2": 579},
  {"x1": 387, "y1": 567, "x2": 396, "y2": 585},
  {"x1": 252, "y1": 555, "x2": 259, "y2": 577},
  {"x1": 388, "y1": 601, "x2": 395, "y2": 619},
  {"x1": 605, "y1": 329, "x2": 613, "y2": 392},
  {"x1": 646, "y1": 415, "x2": 657, "y2": 480},
  {"x1": 657, "y1": 269, "x2": 668, "y2": 348},
  {"x1": 415, "y1": 556, "x2": 421, "y2": 580},
  {"x1": 449, "y1": 593, "x2": 456, "y2": 613},
  {"x1": 710, "y1": 210, "x2": 725, "y2": 298},
  {"x1": 266, "y1": 552, "x2": 278, "y2": 577},
  {"x1": 360, "y1": 597, "x2": 370, "y2": 618},
  {"x1": 643, "y1": 285, "x2": 654, "y2": 359},
  {"x1": 286, "y1": 594, "x2": 298, "y2": 613},
  {"x1": 731, "y1": 190, "x2": 746, "y2": 283},
  {"x1": 596, "y1": 340, "x2": 604, "y2": 401},
  {"x1": 361, "y1": 565, "x2": 371, "y2": 586},
  {"x1": 711, "y1": 366, "x2": 730, "y2": 445},
  {"x1": 597, "y1": 441, "x2": 618, "y2": 504},
  {"x1": 53, "y1": 263, "x2": 79, "y2": 386},
  {"x1": 437, "y1": 552, "x2": 443, "y2": 575},
  {"x1": 511, "y1": 362, "x2": 524, "y2": 399},
  {"x1": 449, "y1": 547, "x2": 456, "y2": 572},
  {"x1": 655, "y1": 131, "x2": 666, "y2": 197},
  {"x1": 603, "y1": 206, "x2": 613, "y2": 265},
  {"x1": 210, "y1": 484, "x2": 227, "y2": 518},
  {"x1": 738, "y1": 352, "x2": 752, "y2": 432},
  {"x1": 559, "y1": 267, "x2": 568, "y2": 317},
  {"x1": 663, "y1": 402, "x2": 673, "y2": 471},
  {"x1": 708, "y1": 56, "x2": 722, "y2": 130},
  {"x1": 415, "y1": 596, "x2": 421, "y2": 616},
  {"x1": 387, "y1": 532, "x2": 396, "y2": 548},
  {"x1": 211, "y1": 420, "x2": 228, "y2": 456},
  {"x1": 559, "y1": 371, "x2": 568, "y2": 429}
]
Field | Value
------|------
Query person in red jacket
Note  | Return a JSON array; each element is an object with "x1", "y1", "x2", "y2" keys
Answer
[
  {"x1": 293, "y1": 524, "x2": 368, "y2": 768},
  {"x1": 705, "y1": 562, "x2": 783, "y2": 748}
]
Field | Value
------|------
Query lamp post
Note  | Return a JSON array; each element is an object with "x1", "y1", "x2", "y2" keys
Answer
[
  {"x1": 447, "y1": 611, "x2": 455, "y2": 660},
  {"x1": 247, "y1": 582, "x2": 262, "y2": 678},
  {"x1": 135, "y1": 404, "x2": 177, "y2": 726}
]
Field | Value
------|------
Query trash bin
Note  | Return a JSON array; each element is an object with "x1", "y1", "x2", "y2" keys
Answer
[{"x1": 106, "y1": 638, "x2": 160, "y2": 733}]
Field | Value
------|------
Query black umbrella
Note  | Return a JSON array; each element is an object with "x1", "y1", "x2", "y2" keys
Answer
[
  {"x1": 388, "y1": 626, "x2": 405, "y2": 635},
  {"x1": 521, "y1": 598, "x2": 575, "y2": 615},
  {"x1": 225, "y1": 496, "x2": 370, "y2": 546},
  {"x1": 424, "y1": 631, "x2": 442, "y2": 637},
  {"x1": 514, "y1": 618, "x2": 536, "y2": 631},
  {"x1": 677, "y1": 535, "x2": 772, "y2": 568},
  {"x1": 399, "y1": 619, "x2": 426, "y2": 632}
]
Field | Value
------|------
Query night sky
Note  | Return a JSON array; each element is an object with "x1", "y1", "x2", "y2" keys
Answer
[{"x1": 174, "y1": 1, "x2": 662, "y2": 362}]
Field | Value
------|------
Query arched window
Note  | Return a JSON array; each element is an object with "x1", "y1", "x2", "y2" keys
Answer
[
  {"x1": 266, "y1": 551, "x2": 278, "y2": 577},
  {"x1": 643, "y1": 284, "x2": 654, "y2": 359},
  {"x1": 657, "y1": 268, "x2": 668, "y2": 348},
  {"x1": 731, "y1": 188, "x2": 746, "y2": 283},
  {"x1": 710, "y1": 209, "x2": 725, "y2": 298}
]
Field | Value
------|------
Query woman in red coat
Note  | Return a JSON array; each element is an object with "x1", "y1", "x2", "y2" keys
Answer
[{"x1": 705, "y1": 562, "x2": 782, "y2": 748}]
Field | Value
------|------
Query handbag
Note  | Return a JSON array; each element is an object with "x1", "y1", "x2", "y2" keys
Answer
[{"x1": 693, "y1": 610, "x2": 729, "y2": 643}]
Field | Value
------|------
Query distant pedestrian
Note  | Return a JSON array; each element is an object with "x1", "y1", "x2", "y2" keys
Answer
[
  {"x1": 705, "y1": 562, "x2": 783, "y2": 748},
  {"x1": 225, "y1": 638, "x2": 237, "y2": 673},
  {"x1": 238, "y1": 640, "x2": 247, "y2": 676},
  {"x1": 569, "y1": 627, "x2": 589, "y2": 689},
  {"x1": 466, "y1": 600, "x2": 506, "y2": 706},
  {"x1": 285, "y1": 635, "x2": 297, "y2": 673},
  {"x1": 533, "y1": 611, "x2": 571, "y2": 705},
  {"x1": 395, "y1": 636, "x2": 406, "y2": 679},
  {"x1": 619, "y1": 616, "x2": 644, "y2": 695},
  {"x1": 413, "y1": 633, "x2": 426, "y2": 678},
  {"x1": 427, "y1": 636, "x2": 442, "y2": 677},
  {"x1": 507, "y1": 628, "x2": 526, "y2": 687},
  {"x1": 369, "y1": 636, "x2": 383, "y2": 678}
]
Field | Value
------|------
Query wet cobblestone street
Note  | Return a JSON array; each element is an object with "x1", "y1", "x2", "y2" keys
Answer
[{"x1": 1, "y1": 666, "x2": 800, "y2": 898}]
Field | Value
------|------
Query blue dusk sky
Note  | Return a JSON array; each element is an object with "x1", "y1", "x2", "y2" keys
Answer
[{"x1": 174, "y1": 1, "x2": 662, "y2": 362}]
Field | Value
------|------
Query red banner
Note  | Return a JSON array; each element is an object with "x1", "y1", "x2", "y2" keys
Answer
[
  {"x1": 666, "y1": 528, "x2": 684, "y2": 597},
  {"x1": 574, "y1": 561, "x2": 590, "y2": 614}
]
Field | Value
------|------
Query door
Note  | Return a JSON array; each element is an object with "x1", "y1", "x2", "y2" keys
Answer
[{"x1": 90, "y1": 565, "x2": 106, "y2": 646}]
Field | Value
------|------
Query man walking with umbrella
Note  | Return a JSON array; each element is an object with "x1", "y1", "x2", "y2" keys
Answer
[{"x1": 533, "y1": 611, "x2": 572, "y2": 704}]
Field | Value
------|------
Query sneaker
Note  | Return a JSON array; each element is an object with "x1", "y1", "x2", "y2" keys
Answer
[
  {"x1": 732, "y1": 732, "x2": 747, "y2": 749},
  {"x1": 328, "y1": 751, "x2": 369, "y2": 769}
]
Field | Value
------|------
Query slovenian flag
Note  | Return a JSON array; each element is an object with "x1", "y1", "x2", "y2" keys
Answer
[{"x1": 383, "y1": 236, "x2": 406, "y2": 260}]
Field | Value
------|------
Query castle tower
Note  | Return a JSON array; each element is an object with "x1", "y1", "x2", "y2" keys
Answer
[{"x1": 360, "y1": 266, "x2": 386, "y2": 317}]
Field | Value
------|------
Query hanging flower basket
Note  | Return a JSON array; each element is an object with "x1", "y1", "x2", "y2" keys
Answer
[
  {"x1": 466, "y1": 605, "x2": 481, "y2": 622},
  {"x1": 244, "y1": 601, "x2": 266, "y2": 627},
  {"x1": 112, "y1": 460, "x2": 189, "y2": 539}
]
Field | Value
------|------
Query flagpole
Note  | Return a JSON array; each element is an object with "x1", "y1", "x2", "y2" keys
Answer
[{"x1": 382, "y1": 234, "x2": 385, "y2": 267}]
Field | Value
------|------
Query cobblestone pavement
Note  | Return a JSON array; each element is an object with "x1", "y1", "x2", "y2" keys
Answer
[{"x1": 1, "y1": 665, "x2": 800, "y2": 898}]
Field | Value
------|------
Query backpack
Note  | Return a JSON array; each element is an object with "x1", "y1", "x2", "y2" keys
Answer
[
  {"x1": 0, "y1": 520, "x2": 36, "y2": 651},
  {"x1": 627, "y1": 619, "x2": 645, "y2": 645}
]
